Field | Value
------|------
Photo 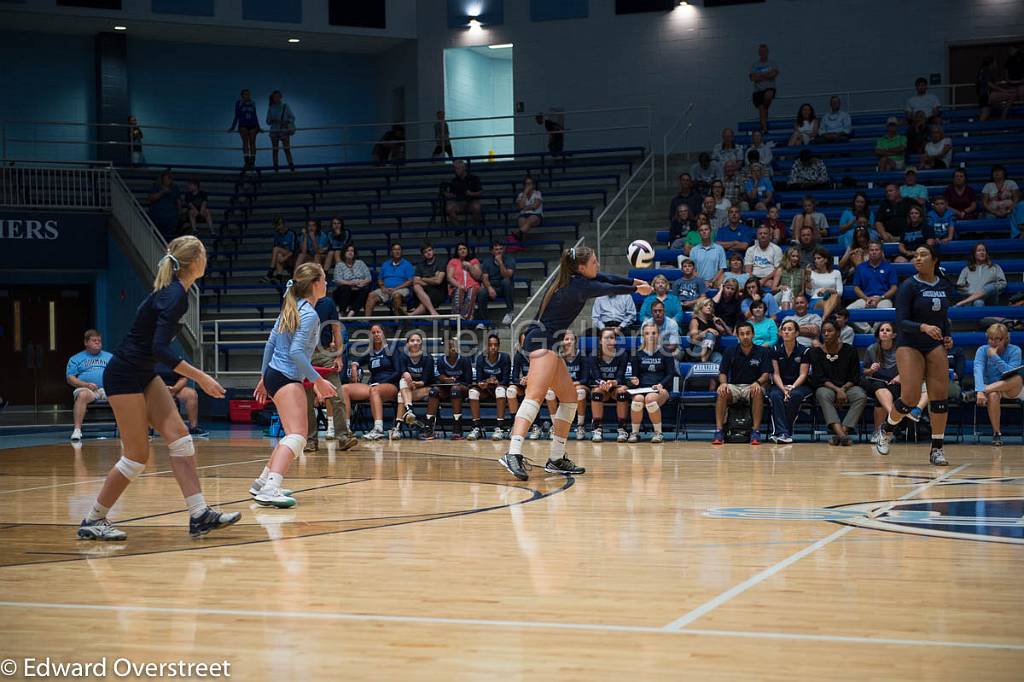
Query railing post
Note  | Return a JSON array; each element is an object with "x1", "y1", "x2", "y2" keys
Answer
[{"x1": 214, "y1": 320, "x2": 220, "y2": 379}]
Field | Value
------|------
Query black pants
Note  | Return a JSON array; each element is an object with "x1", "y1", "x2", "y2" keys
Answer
[
  {"x1": 432, "y1": 143, "x2": 453, "y2": 158},
  {"x1": 333, "y1": 285, "x2": 370, "y2": 313},
  {"x1": 478, "y1": 277, "x2": 515, "y2": 317}
]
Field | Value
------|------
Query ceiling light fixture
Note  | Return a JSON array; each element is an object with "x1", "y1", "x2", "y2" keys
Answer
[
  {"x1": 467, "y1": 17, "x2": 482, "y2": 28},
  {"x1": 288, "y1": 38, "x2": 301, "y2": 43},
  {"x1": 488, "y1": 43, "x2": 513, "y2": 49},
  {"x1": 113, "y1": 25, "x2": 127, "y2": 31}
]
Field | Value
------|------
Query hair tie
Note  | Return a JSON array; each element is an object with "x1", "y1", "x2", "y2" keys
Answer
[
  {"x1": 161, "y1": 254, "x2": 180, "y2": 272},
  {"x1": 569, "y1": 247, "x2": 576, "y2": 260},
  {"x1": 285, "y1": 279, "x2": 294, "y2": 291}
]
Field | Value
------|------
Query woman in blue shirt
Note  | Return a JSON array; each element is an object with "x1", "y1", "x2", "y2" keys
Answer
[
  {"x1": 228, "y1": 88, "x2": 260, "y2": 169},
  {"x1": 296, "y1": 219, "x2": 326, "y2": 269},
  {"x1": 267, "y1": 90, "x2": 296, "y2": 171},
  {"x1": 973, "y1": 322, "x2": 1024, "y2": 447}
]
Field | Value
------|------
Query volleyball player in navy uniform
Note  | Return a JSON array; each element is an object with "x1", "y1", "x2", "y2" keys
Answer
[
  {"x1": 342, "y1": 323, "x2": 401, "y2": 441},
  {"x1": 587, "y1": 327, "x2": 631, "y2": 442},
  {"x1": 78, "y1": 236, "x2": 239, "y2": 540},
  {"x1": 391, "y1": 330, "x2": 436, "y2": 440},
  {"x1": 627, "y1": 321, "x2": 675, "y2": 444},
  {"x1": 422, "y1": 335, "x2": 473, "y2": 440},
  {"x1": 469, "y1": 334, "x2": 511, "y2": 441},
  {"x1": 499, "y1": 246, "x2": 651, "y2": 480},
  {"x1": 875, "y1": 244, "x2": 956, "y2": 465}
]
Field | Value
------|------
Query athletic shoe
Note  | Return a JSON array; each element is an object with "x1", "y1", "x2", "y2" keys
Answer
[
  {"x1": 418, "y1": 426, "x2": 435, "y2": 441},
  {"x1": 501, "y1": 312, "x2": 514, "y2": 326},
  {"x1": 362, "y1": 428, "x2": 386, "y2": 441},
  {"x1": 651, "y1": 432, "x2": 664, "y2": 444},
  {"x1": 875, "y1": 429, "x2": 892, "y2": 456},
  {"x1": 499, "y1": 453, "x2": 529, "y2": 481},
  {"x1": 337, "y1": 435, "x2": 359, "y2": 451},
  {"x1": 616, "y1": 428, "x2": 628, "y2": 443},
  {"x1": 491, "y1": 427, "x2": 505, "y2": 441},
  {"x1": 627, "y1": 432, "x2": 639, "y2": 443},
  {"x1": 253, "y1": 486, "x2": 297, "y2": 509},
  {"x1": 71, "y1": 428, "x2": 83, "y2": 442},
  {"x1": 544, "y1": 457, "x2": 586, "y2": 475},
  {"x1": 452, "y1": 422, "x2": 464, "y2": 440},
  {"x1": 325, "y1": 425, "x2": 335, "y2": 440},
  {"x1": 869, "y1": 430, "x2": 880, "y2": 444},
  {"x1": 592, "y1": 429, "x2": 603, "y2": 442},
  {"x1": 189, "y1": 507, "x2": 243, "y2": 537},
  {"x1": 575, "y1": 425, "x2": 586, "y2": 441},
  {"x1": 907, "y1": 407, "x2": 923, "y2": 422},
  {"x1": 388, "y1": 427, "x2": 403, "y2": 441},
  {"x1": 189, "y1": 425, "x2": 210, "y2": 439},
  {"x1": 77, "y1": 518, "x2": 126, "y2": 541},
  {"x1": 777, "y1": 433, "x2": 793, "y2": 444},
  {"x1": 528, "y1": 424, "x2": 543, "y2": 440},
  {"x1": 467, "y1": 427, "x2": 482, "y2": 441},
  {"x1": 304, "y1": 437, "x2": 318, "y2": 452},
  {"x1": 929, "y1": 448, "x2": 949, "y2": 466},
  {"x1": 249, "y1": 479, "x2": 294, "y2": 497},
  {"x1": 402, "y1": 407, "x2": 417, "y2": 426},
  {"x1": 750, "y1": 429, "x2": 762, "y2": 445},
  {"x1": 992, "y1": 432, "x2": 1004, "y2": 447},
  {"x1": 711, "y1": 430, "x2": 724, "y2": 445}
]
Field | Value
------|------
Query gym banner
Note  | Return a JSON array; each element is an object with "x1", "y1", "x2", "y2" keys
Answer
[{"x1": 0, "y1": 212, "x2": 108, "y2": 269}]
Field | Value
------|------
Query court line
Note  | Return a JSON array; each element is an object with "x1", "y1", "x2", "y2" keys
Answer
[
  {"x1": 0, "y1": 599, "x2": 1018, "y2": 652},
  {"x1": 661, "y1": 463, "x2": 970, "y2": 631}
]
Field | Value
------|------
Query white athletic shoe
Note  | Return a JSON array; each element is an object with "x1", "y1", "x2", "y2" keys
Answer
[
  {"x1": 617, "y1": 428, "x2": 628, "y2": 443},
  {"x1": 467, "y1": 427, "x2": 482, "y2": 441},
  {"x1": 254, "y1": 486, "x2": 297, "y2": 509},
  {"x1": 325, "y1": 425, "x2": 336, "y2": 440},
  {"x1": 627, "y1": 432, "x2": 639, "y2": 443},
  {"x1": 875, "y1": 429, "x2": 892, "y2": 456},
  {"x1": 651, "y1": 432, "x2": 664, "y2": 444},
  {"x1": 71, "y1": 428, "x2": 83, "y2": 442},
  {"x1": 575, "y1": 425, "x2": 586, "y2": 441},
  {"x1": 528, "y1": 424, "x2": 543, "y2": 440},
  {"x1": 491, "y1": 427, "x2": 505, "y2": 441},
  {"x1": 388, "y1": 427, "x2": 403, "y2": 441},
  {"x1": 77, "y1": 518, "x2": 126, "y2": 541},
  {"x1": 501, "y1": 312, "x2": 514, "y2": 326},
  {"x1": 591, "y1": 429, "x2": 603, "y2": 442},
  {"x1": 363, "y1": 428, "x2": 386, "y2": 441},
  {"x1": 249, "y1": 479, "x2": 294, "y2": 497}
]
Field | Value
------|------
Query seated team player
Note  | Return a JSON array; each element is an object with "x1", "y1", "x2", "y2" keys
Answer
[
  {"x1": 66, "y1": 329, "x2": 113, "y2": 442},
  {"x1": 557, "y1": 330, "x2": 590, "y2": 441},
  {"x1": 342, "y1": 323, "x2": 401, "y2": 441},
  {"x1": 766, "y1": 320, "x2": 811, "y2": 444},
  {"x1": 390, "y1": 330, "x2": 436, "y2": 441},
  {"x1": 507, "y1": 330, "x2": 555, "y2": 440},
  {"x1": 155, "y1": 363, "x2": 208, "y2": 438},
  {"x1": 712, "y1": 321, "x2": 771, "y2": 445},
  {"x1": 627, "y1": 321, "x2": 674, "y2": 444},
  {"x1": 973, "y1": 322, "x2": 1024, "y2": 448},
  {"x1": 587, "y1": 326, "x2": 631, "y2": 442},
  {"x1": 469, "y1": 333, "x2": 511, "y2": 441},
  {"x1": 422, "y1": 335, "x2": 473, "y2": 441}
]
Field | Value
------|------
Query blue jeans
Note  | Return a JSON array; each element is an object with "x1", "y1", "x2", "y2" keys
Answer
[
  {"x1": 971, "y1": 282, "x2": 1001, "y2": 306},
  {"x1": 767, "y1": 385, "x2": 812, "y2": 437}
]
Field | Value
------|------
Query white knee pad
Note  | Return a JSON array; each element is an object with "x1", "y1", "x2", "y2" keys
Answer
[
  {"x1": 167, "y1": 434, "x2": 195, "y2": 458},
  {"x1": 507, "y1": 386, "x2": 519, "y2": 400},
  {"x1": 554, "y1": 402, "x2": 577, "y2": 424},
  {"x1": 645, "y1": 401, "x2": 660, "y2": 415},
  {"x1": 115, "y1": 455, "x2": 145, "y2": 481},
  {"x1": 494, "y1": 386, "x2": 507, "y2": 399},
  {"x1": 576, "y1": 387, "x2": 587, "y2": 401},
  {"x1": 280, "y1": 433, "x2": 305, "y2": 458},
  {"x1": 631, "y1": 399, "x2": 644, "y2": 413},
  {"x1": 468, "y1": 388, "x2": 481, "y2": 401},
  {"x1": 516, "y1": 398, "x2": 541, "y2": 424},
  {"x1": 545, "y1": 389, "x2": 556, "y2": 401},
  {"x1": 399, "y1": 378, "x2": 409, "y2": 390}
]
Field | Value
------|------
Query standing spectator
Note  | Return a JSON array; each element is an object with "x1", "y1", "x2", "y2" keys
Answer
[
  {"x1": 875, "y1": 117, "x2": 907, "y2": 171},
  {"x1": 747, "y1": 130, "x2": 774, "y2": 168},
  {"x1": 906, "y1": 77, "x2": 942, "y2": 123},
  {"x1": 875, "y1": 183, "x2": 915, "y2": 242},
  {"x1": 263, "y1": 216, "x2": 296, "y2": 283},
  {"x1": 228, "y1": 89, "x2": 260, "y2": 169},
  {"x1": 674, "y1": 257, "x2": 708, "y2": 311},
  {"x1": 512, "y1": 176, "x2": 543, "y2": 243},
  {"x1": 668, "y1": 204, "x2": 697, "y2": 250},
  {"x1": 749, "y1": 43, "x2": 779, "y2": 134},
  {"x1": 147, "y1": 170, "x2": 182, "y2": 239},
  {"x1": 668, "y1": 172, "x2": 703, "y2": 220},
  {"x1": 974, "y1": 323, "x2": 1024, "y2": 447},
  {"x1": 266, "y1": 90, "x2": 296, "y2": 172},
  {"x1": 787, "y1": 104, "x2": 819, "y2": 147},
  {"x1": 446, "y1": 160, "x2": 483, "y2": 228},
  {"x1": 128, "y1": 115, "x2": 145, "y2": 166},
  {"x1": 744, "y1": 225, "x2": 783, "y2": 289},
  {"x1": 783, "y1": 293, "x2": 822, "y2": 348},
  {"x1": 331, "y1": 244, "x2": 371, "y2": 317},
  {"x1": 477, "y1": 240, "x2": 517, "y2": 326},
  {"x1": 927, "y1": 196, "x2": 957, "y2": 245},
  {"x1": 981, "y1": 165, "x2": 1020, "y2": 219},
  {"x1": 432, "y1": 109, "x2": 453, "y2": 159},
  {"x1": 795, "y1": 224, "x2": 819, "y2": 267},
  {"x1": 920, "y1": 125, "x2": 953, "y2": 169},
  {"x1": 807, "y1": 247, "x2": 843, "y2": 321},
  {"x1": 712, "y1": 127, "x2": 745, "y2": 170},
  {"x1": 690, "y1": 152, "x2": 721, "y2": 192},
  {"x1": 409, "y1": 242, "x2": 448, "y2": 317},
  {"x1": 943, "y1": 168, "x2": 978, "y2": 220},
  {"x1": 372, "y1": 124, "x2": 406, "y2": 164},
  {"x1": 749, "y1": 299, "x2": 778, "y2": 347},
  {"x1": 592, "y1": 292, "x2": 636, "y2": 331},
  {"x1": 774, "y1": 246, "x2": 805, "y2": 307},
  {"x1": 691, "y1": 223, "x2": 727, "y2": 288},
  {"x1": 895, "y1": 205, "x2": 935, "y2": 262},
  {"x1": 790, "y1": 195, "x2": 829, "y2": 240},
  {"x1": 847, "y1": 240, "x2": 897, "y2": 332},
  {"x1": 155, "y1": 363, "x2": 207, "y2": 439},
  {"x1": 955, "y1": 243, "x2": 1006, "y2": 307},
  {"x1": 762, "y1": 205, "x2": 787, "y2": 245},
  {"x1": 787, "y1": 148, "x2": 829, "y2": 190},
  {"x1": 717, "y1": 206, "x2": 754, "y2": 255},
  {"x1": 446, "y1": 242, "x2": 481, "y2": 325},
  {"x1": 742, "y1": 163, "x2": 774, "y2": 210},
  {"x1": 817, "y1": 96, "x2": 852, "y2": 143},
  {"x1": 638, "y1": 274, "x2": 682, "y2": 324},
  {"x1": 837, "y1": 192, "x2": 877, "y2": 248},
  {"x1": 66, "y1": 329, "x2": 113, "y2": 441},
  {"x1": 900, "y1": 167, "x2": 929, "y2": 205},
  {"x1": 296, "y1": 219, "x2": 326, "y2": 268},
  {"x1": 536, "y1": 112, "x2": 565, "y2": 155},
  {"x1": 810, "y1": 318, "x2": 866, "y2": 446},
  {"x1": 182, "y1": 178, "x2": 212, "y2": 236},
  {"x1": 323, "y1": 216, "x2": 353, "y2": 273},
  {"x1": 365, "y1": 243, "x2": 414, "y2": 317},
  {"x1": 711, "y1": 321, "x2": 771, "y2": 445}
]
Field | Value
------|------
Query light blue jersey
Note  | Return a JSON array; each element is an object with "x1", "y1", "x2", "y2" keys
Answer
[
  {"x1": 66, "y1": 350, "x2": 113, "y2": 386},
  {"x1": 261, "y1": 300, "x2": 321, "y2": 382}
]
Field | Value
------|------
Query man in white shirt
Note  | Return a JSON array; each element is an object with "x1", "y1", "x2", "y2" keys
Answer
[
  {"x1": 592, "y1": 292, "x2": 637, "y2": 331},
  {"x1": 818, "y1": 95, "x2": 852, "y2": 143},
  {"x1": 906, "y1": 77, "x2": 941, "y2": 124},
  {"x1": 744, "y1": 225, "x2": 783, "y2": 289}
]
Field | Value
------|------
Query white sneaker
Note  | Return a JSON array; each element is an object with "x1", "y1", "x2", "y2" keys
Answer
[
  {"x1": 869, "y1": 431, "x2": 880, "y2": 444},
  {"x1": 528, "y1": 424, "x2": 543, "y2": 440},
  {"x1": 627, "y1": 432, "x2": 639, "y2": 443},
  {"x1": 249, "y1": 479, "x2": 294, "y2": 497},
  {"x1": 325, "y1": 425, "x2": 336, "y2": 440},
  {"x1": 591, "y1": 429, "x2": 603, "y2": 442},
  {"x1": 71, "y1": 428, "x2": 83, "y2": 441},
  {"x1": 491, "y1": 427, "x2": 504, "y2": 441},
  {"x1": 617, "y1": 428, "x2": 628, "y2": 443},
  {"x1": 254, "y1": 486, "x2": 297, "y2": 508},
  {"x1": 388, "y1": 427, "x2": 403, "y2": 441},
  {"x1": 363, "y1": 428, "x2": 386, "y2": 441},
  {"x1": 501, "y1": 312, "x2": 514, "y2": 326},
  {"x1": 575, "y1": 425, "x2": 586, "y2": 440},
  {"x1": 651, "y1": 432, "x2": 664, "y2": 444},
  {"x1": 467, "y1": 427, "x2": 482, "y2": 441}
]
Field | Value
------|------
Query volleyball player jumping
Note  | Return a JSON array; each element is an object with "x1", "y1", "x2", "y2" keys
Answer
[{"x1": 499, "y1": 246, "x2": 651, "y2": 480}]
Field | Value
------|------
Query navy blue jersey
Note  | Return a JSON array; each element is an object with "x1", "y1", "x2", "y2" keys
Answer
[
  {"x1": 772, "y1": 342, "x2": 810, "y2": 385},
  {"x1": 400, "y1": 352, "x2": 435, "y2": 386},
  {"x1": 524, "y1": 272, "x2": 637, "y2": 351},
  {"x1": 360, "y1": 345, "x2": 401, "y2": 385},
  {"x1": 631, "y1": 349, "x2": 675, "y2": 387},
  {"x1": 563, "y1": 352, "x2": 588, "y2": 383},
  {"x1": 587, "y1": 352, "x2": 629, "y2": 384},
  {"x1": 475, "y1": 352, "x2": 511, "y2": 384},
  {"x1": 273, "y1": 230, "x2": 297, "y2": 252},
  {"x1": 511, "y1": 350, "x2": 531, "y2": 384},
  {"x1": 114, "y1": 281, "x2": 188, "y2": 371},
  {"x1": 900, "y1": 221, "x2": 935, "y2": 252},
  {"x1": 895, "y1": 274, "x2": 954, "y2": 350},
  {"x1": 436, "y1": 354, "x2": 473, "y2": 385},
  {"x1": 721, "y1": 344, "x2": 772, "y2": 385},
  {"x1": 314, "y1": 297, "x2": 339, "y2": 348}
]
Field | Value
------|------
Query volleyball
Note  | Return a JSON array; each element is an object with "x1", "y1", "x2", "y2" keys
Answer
[{"x1": 627, "y1": 239, "x2": 655, "y2": 268}]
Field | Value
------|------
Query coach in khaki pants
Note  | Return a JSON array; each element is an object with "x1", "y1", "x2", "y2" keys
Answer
[{"x1": 305, "y1": 296, "x2": 358, "y2": 451}]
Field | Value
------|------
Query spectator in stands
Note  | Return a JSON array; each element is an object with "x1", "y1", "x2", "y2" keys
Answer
[
  {"x1": 513, "y1": 176, "x2": 543, "y2": 243},
  {"x1": 691, "y1": 223, "x2": 727, "y2": 288},
  {"x1": 900, "y1": 167, "x2": 929, "y2": 206},
  {"x1": 875, "y1": 117, "x2": 907, "y2": 171},
  {"x1": 155, "y1": 364, "x2": 207, "y2": 439},
  {"x1": 920, "y1": 125, "x2": 953, "y2": 169},
  {"x1": 846, "y1": 239, "x2": 897, "y2": 332},
  {"x1": 409, "y1": 243, "x2": 448, "y2": 317},
  {"x1": 905, "y1": 111, "x2": 929, "y2": 158},
  {"x1": 266, "y1": 90, "x2": 296, "y2": 172},
  {"x1": 817, "y1": 96, "x2": 852, "y2": 143},
  {"x1": 674, "y1": 257, "x2": 707, "y2": 311},
  {"x1": 741, "y1": 276, "x2": 781, "y2": 321},
  {"x1": 687, "y1": 297, "x2": 728, "y2": 363},
  {"x1": 128, "y1": 115, "x2": 145, "y2": 166},
  {"x1": 711, "y1": 321, "x2": 770, "y2": 445},
  {"x1": 807, "y1": 247, "x2": 843, "y2": 321},
  {"x1": 477, "y1": 240, "x2": 517, "y2": 326},
  {"x1": 717, "y1": 206, "x2": 754, "y2": 255},
  {"x1": 787, "y1": 148, "x2": 829, "y2": 190},
  {"x1": 795, "y1": 224, "x2": 818, "y2": 267},
  {"x1": 906, "y1": 77, "x2": 942, "y2": 124},
  {"x1": 365, "y1": 242, "x2": 414, "y2": 317},
  {"x1": 974, "y1": 323, "x2": 1024, "y2": 447},
  {"x1": 592, "y1": 292, "x2": 637, "y2": 331},
  {"x1": 742, "y1": 163, "x2": 774, "y2": 211},
  {"x1": 788, "y1": 104, "x2": 818, "y2": 147},
  {"x1": 627, "y1": 321, "x2": 674, "y2": 443},
  {"x1": 833, "y1": 307, "x2": 854, "y2": 344},
  {"x1": 228, "y1": 89, "x2": 260, "y2": 169},
  {"x1": 712, "y1": 127, "x2": 744, "y2": 169},
  {"x1": 296, "y1": 219, "x2": 327, "y2": 268},
  {"x1": 66, "y1": 329, "x2": 113, "y2": 441},
  {"x1": 775, "y1": 246, "x2": 805, "y2": 307},
  {"x1": 976, "y1": 56, "x2": 999, "y2": 121},
  {"x1": 927, "y1": 195, "x2": 957, "y2": 245},
  {"x1": 645, "y1": 300, "x2": 681, "y2": 356},
  {"x1": 332, "y1": 244, "x2": 372, "y2": 317},
  {"x1": 668, "y1": 204, "x2": 698, "y2": 250},
  {"x1": 710, "y1": 179, "x2": 734, "y2": 220},
  {"x1": 955, "y1": 242, "x2": 1006, "y2": 307},
  {"x1": 446, "y1": 242, "x2": 481, "y2": 325},
  {"x1": 712, "y1": 278, "x2": 743, "y2": 332},
  {"x1": 669, "y1": 172, "x2": 703, "y2": 221},
  {"x1": 722, "y1": 164, "x2": 744, "y2": 209},
  {"x1": 762, "y1": 205, "x2": 787, "y2": 245},
  {"x1": 701, "y1": 194, "x2": 726, "y2": 231},
  {"x1": 744, "y1": 225, "x2": 783, "y2": 289},
  {"x1": 784, "y1": 293, "x2": 822, "y2": 348},
  {"x1": 323, "y1": 217, "x2": 353, "y2": 273},
  {"x1": 446, "y1": 160, "x2": 483, "y2": 228},
  {"x1": 263, "y1": 216, "x2": 297, "y2": 284},
  {"x1": 810, "y1": 318, "x2": 866, "y2": 446},
  {"x1": 839, "y1": 223, "x2": 872, "y2": 280},
  {"x1": 1014, "y1": 201, "x2": 1024, "y2": 240},
  {"x1": 181, "y1": 178, "x2": 212, "y2": 236},
  {"x1": 749, "y1": 43, "x2": 779, "y2": 134},
  {"x1": 373, "y1": 124, "x2": 406, "y2": 164},
  {"x1": 147, "y1": 170, "x2": 182, "y2": 238},
  {"x1": 943, "y1": 168, "x2": 978, "y2": 220},
  {"x1": 791, "y1": 195, "x2": 829, "y2": 241},
  {"x1": 748, "y1": 299, "x2": 777, "y2": 347},
  {"x1": 982, "y1": 55, "x2": 1019, "y2": 120},
  {"x1": 748, "y1": 130, "x2": 774, "y2": 169},
  {"x1": 690, "y1": 152, "x2": 721, "y2": 192},
  {"x1": 432, "y1": 110, "x2": 453, "y2": 159},
  {"x1": 875, "y1": 182, "x2": 915, "y2": 242},
  {"x1": 536, "y1": 113, "x2": 565, "y2": 154},
  {"x1": 639, "y1": 274, "x2": 682, "y2": 325},
  {"x1": 981, "y1": 165, "x2": 1020, "y2": 219},
  {"x1": 836, "y1": 192, "x2": 876, "y2": 248},
  {"x1": 724, "y1": 252, "x2": 750, "y2": 289},
  {"x1": 895, "y1": 205, "x2": 935, "y2": 262}
]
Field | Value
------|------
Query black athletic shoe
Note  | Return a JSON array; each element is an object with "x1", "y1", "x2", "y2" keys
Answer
[
  {"x1": 451, "y1": 422, "x2": 464, "y2": 440},
  {"x1": 189, "y1": 507, "x2": 242, "y2": 538},
  {"x1": 499, "y1": 453, "x2": 529, "y2": 481},
  {"x1": 992, "y1": 433, "x2": 1004, "y2": 447},
  {"x1": 544, "y1": 457, "x2": 586, "y2": 475},
  {"x1": 929, "y1": 448, "x2": 949, "y2": 467}
]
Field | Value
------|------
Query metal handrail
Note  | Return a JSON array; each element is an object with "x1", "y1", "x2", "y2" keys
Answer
[
  {"x1": 595, "y1": 153, "x2": 655, "y2": 264},
  {"x1": 662, "y1": 102, "x2": 695, "y2": 187}
]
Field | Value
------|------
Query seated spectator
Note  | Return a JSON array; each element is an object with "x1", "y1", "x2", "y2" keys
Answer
[
  {"x1": 156, "y1": 363, "x2": 207, "y2": 438},
  {"x1": 833, "y1": 307, "x2": 854, "y2": 345},
  {"x1": 668, "y1": 204, "x2": 697, "y2": 249},
  {"x1": 512, "y1": 176, "x2": 543, "y2": 244},
  {"x1": 639, "y1": 274, "x2": 682, "y2": 324},
  {"x1": 712, "y1": 127, "x2": 745, "y2": 169},
  {"x1": 774, "y1": 246, "x2": 805, "y2": 307},
  {"x1": 716, "y1": 206, "x2": 754, "y2": 254},
  {"x1": 795, "y1": 224, "x2": 819, "y2": 267},
  {"x1": 874, "y1": 117, "x2": 907, "y2": 171},
  {"x1": 296, "y1": 218, "x2": 327, "y2": 268},
  {"x1": 837, "y1": 192, "x2": 877, "y2": 248},
  {"x1": 787, "y1": 103, "x2": 819, "y2": 147},
  {"x1": 723, "y1": 252, "x2": 750, "y2": 289},
  {"x1": 787, "y1": 148, "x2": 829, "y2": 190},
  {"x1": 742, "y1": 163, "x2": 774, "y2": 210},
  {"x1": 66, "y1": 329, "x2": 113, "y2": 441},
  {"x1": 644, "y1": 299, "x2": 682, "y2": 355},
  {"x1": 943, "y1": 168, "x2": 978, "y2": 220},
  {"x1": 181, "y1": 178, "x2": 212, "y2": 235},
  {"x1": 627, "y1": 321, "x2": 674, "y2": 443},
  {"x1": 807, "y1": 247, "x2": 843, "y2": 320},
  {"x1": 332, "y1": 244, "x2": 372, "y2": 317},
  {"x1": 875, "y1": 183, "x2": 915, "y2": 242},
  {"x1": 372, "y1": 124, "x2": 406, "y2": 164},
  {"x1": 446, "y1": 160, "x2": 483, "y2": 227},
  {"x1": 323, "y1": 216, "x2": 353, "y2": 273},
  {"x1": 263, "y1": 216, "x2": 297, "y2": 283},
  {"x1": 749, "y1": 299, "x2": 778, "y2": 347},
  {"x1": 709, "y1": 180, "x2": 732, "y2": 221},
  {"x1": 1014, "y1": 200, "x2": 1024, "y2": 240},
  {"x1": 741, "y1": 276, "x2": 780, "y2": 320},
  {"x1": 895, "y1": 205, "x2": 935, "y2": 262},
  {"x1": 701, "y1": 194, "x2": 727, "y2": 231},
  {"x1": 955, "y1": 242, "x2": 1006, "y2": 307},
  {"x1": 409, "y1": 242, "x2": 448, "y2": 317},
  {"x1": 920, "y1": 125, "x2": 953, "y2": 169},
  {"x1": 810, "y1": 319, "x2": 866, "y2": 446},
  {"x1": 721, "y1": 163, "x2": 744, "y2": 208},
  {"x1": 669, "y1": 172, "x2": 703, "y2": 221},
  {"x1": 711, "y1": 321, "x2": 770, "y2": 445},
  {"x1": 767, "y1": 319, "x2": 812, "y2": 443},
  {"x1": 981, "y1": 165, "x2": 1020, "y2": 219},
  {"x1": 592, "y1": 292, "x2": 637, "y2": 331},
  {"x1": 673, "y1": 257, "x2": 707, "y2": 311},
  {"x1": 365, "y1": 242, "x2": 414, "y2": 317},
  {"x1": 691, "y1": 223, "x2": 727, "y2": 288},
  {"x1": 762, "y1": 205, "x2": 787, "y2": 244},
  {"x1": 784, "y1": 293, "x2": 822, "y2": 348},
  {"x1": 847, "y1": 240, "x2": 897, "y2": 332},
  {"x1": 906, "y1": 77, "x2": 942, "y2": 123},
  {"x1": 690, "y1": 152, "x2": 721, "y2": 192},
  {"x1": 927, "y1": 195, "x2": 956, "y2": 245},
  {"x1": 790, "y1": 195, "x2": 829, "y2": 241},
  {"x1": 686, "y1": 297, "x2": 728, "y2": 362},
  {"x1": 147, "y1": 170, "x2": 182, "y2": 238},
  {"x1": 905, "y1": 111, "x2": 929, "y2": 157},
  {"x1": 839, "y1": 226, "x2": 869, "y2": 284},
  {"x1": 974, "y1": 323, "x2": 1024, "y2": 447},
  {"x1": 900, "y1": 167, "x2": 928, "y2": 206},
  {"x1": 744, "y1": 225, "x2": 783, "y2": 289},
  {"x1": 817, "y1": 95, "x2": 852, "y2": 143},
  {"x1": 477, "y1": 241, "x2": 517, "y2": 326},
  {"x1": 747, "y1": 130, "x2": 774, "y2": 168},
  {"x1": 712, "y1": 278, "x2": 744, "y2": 332},
  {"x1": 739, "y1": 148, "x2": 760, "y2": 186},
  {"x1": 446, "y1": 242, "x2": 481, "y2": 325}
]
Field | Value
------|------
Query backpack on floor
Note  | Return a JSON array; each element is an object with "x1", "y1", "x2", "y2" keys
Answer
[{"x1": 725, "y1": 403, "x2": 753, "y2": 443}]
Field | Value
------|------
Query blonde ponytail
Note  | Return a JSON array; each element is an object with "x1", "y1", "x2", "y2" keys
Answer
[
  {"x1": 154, "y1": 235, "x2": 205, "y2": 291},
  {"x1": 276, "y1": 262, "x2": 324, "y2": 334}
]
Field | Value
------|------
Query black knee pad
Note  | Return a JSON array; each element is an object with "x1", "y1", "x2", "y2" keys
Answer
[
  {"x1": 894, "y1": 398, "x2": 913, "y2": 415},
  {"x1": 451, "y1": 386, "x2": 465, "y2": 400},
  {"x1": 592, "y1": 392, "x2": 605, "y2": 402},
  {"x1": 616, "y1": 391, "x2": 630, "y2": 403},
  {"x1": 929, "y1": 399, "x2": 948, "y2": 414},
  {"x1": 428, "y1": 386, "x2": 441, "y2": 400}
]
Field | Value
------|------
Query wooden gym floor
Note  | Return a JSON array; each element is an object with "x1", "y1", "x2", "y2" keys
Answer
[{"x1": 0, "y1": 432, "x2": 1021, "y2": 680}]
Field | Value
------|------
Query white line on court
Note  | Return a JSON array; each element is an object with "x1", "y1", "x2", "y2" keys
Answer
[
  {"x1": 0, "y1": 599, "x2": 1019, "y2": 652},
  {"x1": 661, "y1": 463, "x2": 970, "y2": 631}
]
